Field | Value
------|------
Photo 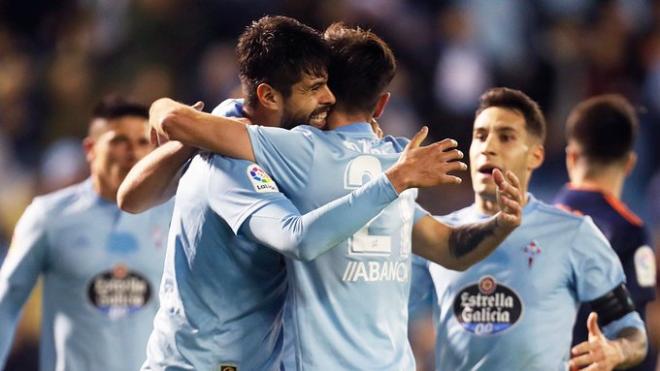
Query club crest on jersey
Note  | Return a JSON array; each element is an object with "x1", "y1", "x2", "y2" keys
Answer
[
  {"x1": 219, "y1": 364, "x2": 238, "y2": 371},
  {"x1": 246, "y1": 164, "x2": 278, "y2": 193},
  {"x1": 522, "y1": 240, "x2": 542, "y2": 268},
  {"x1": 453, "y1": 276, "x2": 523, "y2": 335},
  {"x1": 87, "y1": 264, "x2": 152, "y2": 320}
]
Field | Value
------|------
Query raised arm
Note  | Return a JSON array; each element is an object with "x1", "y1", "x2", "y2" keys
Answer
[
  {"x1": 117, "y1": 140, "x2": 196, "y2": 213},
  {"x1": 237, "y1": 127, "x2": 468, "y2": 261},
  {"x1": 412, "y1": 169, "x2": 522, "y2": 271},
  {"x1": 150, "y1": 98, "x2": 255, "y2": 162}
]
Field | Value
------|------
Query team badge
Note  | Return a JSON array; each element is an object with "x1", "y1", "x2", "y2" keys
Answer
[
  {"x1": 453, "y1": 276, "x2": 523, "y2": 335},
  {"x1": 246, "y1": 164, "x2": 278, "y2": 193},
  {"x1": 219, "y1": 364, "x2": 238, "y2": 371},
  {"x1": 522, "y1": 240, "x2": 542, "y2": 268}
]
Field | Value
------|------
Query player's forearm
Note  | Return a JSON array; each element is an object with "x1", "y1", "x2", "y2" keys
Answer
[
  {"x1": 612, "y1": 327, "x2": 647, "y2": 369},
  {"x1": 243, "y1": 173, "x2": 398, "y2": 261},
  {"x1": 153, "y1": 98, "x2": 255, "y2": 162},
  {"x1": 446, "y1": 218, "x2": 509, "y2": 270},
  {"x1": 118, "y1": 141, "x2": 195, "y2": 213},
  {"x1": 413, "y1": 216, "x2": 509, "y2": 271}
]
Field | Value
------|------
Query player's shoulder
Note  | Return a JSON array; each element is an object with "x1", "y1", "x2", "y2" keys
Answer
[
  {"x1": 291, "y1": 124, "x2": 321, "y2": 137},
  {"x1": 31, "y1": 180, "x2": 91, "y2": 217},
  {"x1": 435, "y1": 204, "x2": 479, "y2": 226},
  {"x1": 533, "y1": 196, "x2": 585, "y2": 224},
  {"x1": 211, "y1": 98, "x2": 244, "y2": 118},
  {"x1": 382, "y1": 135, "x2": 410, "y2": 152}
]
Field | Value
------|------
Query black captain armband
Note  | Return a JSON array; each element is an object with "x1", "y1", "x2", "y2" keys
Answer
[{"x1": 589, "y1": 283, "x2": 636, "y2": 326}]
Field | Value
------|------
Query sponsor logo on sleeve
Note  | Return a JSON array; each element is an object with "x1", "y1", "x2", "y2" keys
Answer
[
  {"x1": 87, "y1": 264, "x2": 151, "y2": 319},
  {"x1": 246, "y1": 165, "x2": 279, "y2": 193},
  {"x1": 634, "y1": 245, "x2": 656, "y2": 287},
  {"x1": 453, "y1": 276, "x2": 523, "y2": 335}
]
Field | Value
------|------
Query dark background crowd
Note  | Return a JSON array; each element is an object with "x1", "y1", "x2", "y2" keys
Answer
[{"x1": 1, "y1": 0, "x2": 659, "y2": 370}]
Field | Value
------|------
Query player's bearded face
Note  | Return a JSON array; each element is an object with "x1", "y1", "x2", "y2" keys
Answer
[
  {"x1": 88, "y1": 117, "x2": 154, "y2": 188},
  {"x1": 280, "y1": 72, "x2": 335, "y2": 129},
  {"x1": 469, "y1": 107, "x2": 532, "y2": 201}
]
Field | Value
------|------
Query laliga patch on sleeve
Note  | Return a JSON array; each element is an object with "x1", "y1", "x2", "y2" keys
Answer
[
  {"x1": 634, "y1": 245, "x2": 656, "y2": 287},
  {"x1": 246, "y1": 164, "x2": 279, "y2": 193}
]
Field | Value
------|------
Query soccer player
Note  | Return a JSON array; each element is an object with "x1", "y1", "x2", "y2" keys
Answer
[
  {"x1": 0, "y1": 97, "x2": 173, "y2": 371},
  {"x1": 407, "y1": 87, "x2": 648, "y2": 370},
  {"x1": 122, "y1": 17, "x2": 471, "y2": 371},
  {"x1": 555, "y1": 94, "x2": 657, "y2": 371},
  {"x1": 147, "y1": 24, "x2": 523, "y2": 370}
]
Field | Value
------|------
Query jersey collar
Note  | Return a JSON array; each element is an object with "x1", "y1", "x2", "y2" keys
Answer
[{"x1": 332, "y1": 122, "x2": 376, "y2": 137}]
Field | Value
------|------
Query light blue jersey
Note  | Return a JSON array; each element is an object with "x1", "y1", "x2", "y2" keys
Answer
[
  {"x1": 410, "y1": 195, "x2": 645, "y2": 371},
  {"x1": 247, "y1": 122, "x2": 426, "y2": 370},
  {"x1": 0, "y1": 179, "x2": 173, "y2": 371},
  {"x1": 144, "y1": 100, "x2": 401, "y2": 371}
]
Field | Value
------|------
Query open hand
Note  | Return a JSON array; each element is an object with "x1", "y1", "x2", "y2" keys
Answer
[
  {"x1": 569, "y1": 312, "x2": 624, "y2": 371},
  {"x1": 492, "y1": 169, "x2": 523, "y2": 232},
  {"x1": 386, "y1": 126, "x2": 467, "y2": 193}
]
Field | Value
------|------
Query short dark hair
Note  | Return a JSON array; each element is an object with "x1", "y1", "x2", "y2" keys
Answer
[
  {"x1": 323, "y1": 23, "x2": 396, "y2": 114},
  {"x1": 566, "y1": 94, "x2": 638, "y2": 163},
  {"x1": 92, "y1": 96, "x2": 148, "y2": 120},
  {"x1": 476, "y1": 87, "x2": 546, "y2": 142},
  {"x1": 237, "y1": 16, "x2": 329, "y2": 108}
]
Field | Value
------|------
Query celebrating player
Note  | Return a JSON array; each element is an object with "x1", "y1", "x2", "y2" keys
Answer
[
  {"x1": 408, "y1": 88, "x2": 648, "y2": 370},
  {"x1": 0, "y1": 97, "x2": 173, "y2": 371},
  {"x1": 123, "y1": 17, "x2": 472, "y2": 370},
  {"x1": 145, "y1": 23, "x2": 523, "y2": 370},
  {"x1": 555, "y1": 94, "x2": 657, "y2": 371}
]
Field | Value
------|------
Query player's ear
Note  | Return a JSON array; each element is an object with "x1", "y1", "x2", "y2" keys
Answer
[
  {"x1": 82, "y1": 137, "x2": 96, "y2": 163},
  {"x1": 565, "y1": 143, "x2": 578, "y2": 174},
  {"x1": 528, "y1": 142, "x2": 544, "y2": 171},
  {"x1": 624, "y1": 151, "x2": 637, "y2": 176},
  {"x1": 372, "y1": 92, "x2": 391, "y2": 119},
  {"x1": 256, "y1": 83, "x2": 282, "y2": 111}
]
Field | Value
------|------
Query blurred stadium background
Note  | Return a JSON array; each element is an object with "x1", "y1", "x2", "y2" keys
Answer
[{"x1": 0, "y1": 0, "x2": 659, "y2": 370}]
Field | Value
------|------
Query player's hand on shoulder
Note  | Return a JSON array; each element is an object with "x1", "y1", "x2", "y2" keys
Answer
[
  {"x1": 569, "y1": 312, "x2": 624, "y2": 371},
  {"x1": 385, "y1": 126, "x2": 467, "y2": 193},
  {"x1": 493, "y1": 169, "x2": 523, "y2": 233}
]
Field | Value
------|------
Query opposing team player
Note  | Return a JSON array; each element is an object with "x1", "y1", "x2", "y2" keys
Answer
[
  {"x1": 0, "y1": 98, "x2": 173, "y2": 371},
  {"x1": 408, "y1": 88, "x2": 648, "y2": 370},
  {"x1": 121, "y1": 17, "x2": 472, "y2": 370},
  {"x1": 147, "y1": 23, "x2": 523, "y2": 370},
  {"x1": 555, "y1": 94, "x2": 657, "y2": 371}
]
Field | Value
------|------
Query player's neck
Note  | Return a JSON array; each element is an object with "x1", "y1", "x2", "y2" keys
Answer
[
  {"x1": 91, "y1": 173, "x2": 119, "y2": 204},
  {"x1": 243, "y1": 104, "x2": 279, "y2": 127},
  {"x1": 326, "y1": 109, "x2": 371, "y2": 130},
  {"x1": 569, "y1": 167, "x2": 625, "y2": 199},
  {"x1": 475, "y1": 186, "x2": 529, "y2": 216}
]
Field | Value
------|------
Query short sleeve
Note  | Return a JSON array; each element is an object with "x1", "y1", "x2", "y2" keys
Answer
[
  {"x1": 246, "y1": 125, "x2": 315, "y2": 195},
  {"x1": 601, "y1": 311, "x2": 646, "y2": 340},
  {"x1": 206, "y1": 155, "x2": 290, "y2": 234},
  {"x1": 2, "y1": 199, "x2": 49, "y2": 284},
  {"x1": 414, "y1": 203, "x2": 431, "y2": 224},
  {"x1": 570, "y1": 217, "x2": 627, "y2": 302}
]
